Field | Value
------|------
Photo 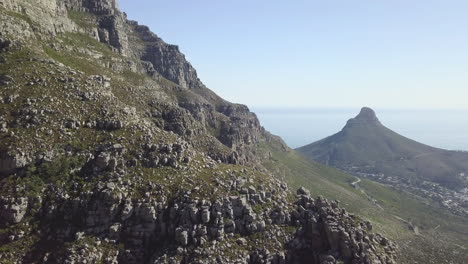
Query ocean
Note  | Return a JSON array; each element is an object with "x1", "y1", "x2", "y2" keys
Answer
[{"x1": 251, "y1": 107, "x2": 468, "y2": 151}]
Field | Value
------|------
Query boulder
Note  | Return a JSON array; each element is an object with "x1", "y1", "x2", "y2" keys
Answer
[
  {"x1": 297, "y1": 187, "x2": 310, "y2": 196},
  {"x1": 175, "y1": 228, "x2": 188, "y2": 246},
  {"x1": 0, "y1": 153, "x2": 28, "y2": 176},
  {"x1": 0, "y1": 197, "x2": 28, "y2": 224}
]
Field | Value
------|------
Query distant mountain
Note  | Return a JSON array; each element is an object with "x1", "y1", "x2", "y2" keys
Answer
[{"x1": 297, "y1": 107, "x2": 468, "y2": 190}]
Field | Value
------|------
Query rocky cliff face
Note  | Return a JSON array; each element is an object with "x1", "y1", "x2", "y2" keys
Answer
[
  {"x1": 0, "y1": 0, "x2": 264, "y2": 164},
  {"x1": 0, "y1": 1, "x2": 397, "y2": 263},
  {"x1": 65, "y1": 0, "x2": 120, "y2": 14}
]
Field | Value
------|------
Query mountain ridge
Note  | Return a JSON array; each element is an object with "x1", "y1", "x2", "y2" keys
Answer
[
  {"x1": 0, "y1": 0, "x2": 273, "y2": 167},
  {"x1": 0, "y1": 1, "x2": 401, "y2": 263}
]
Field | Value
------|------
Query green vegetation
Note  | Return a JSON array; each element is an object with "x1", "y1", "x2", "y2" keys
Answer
[
  {"x1": 61, "y1": 32, "x2": 115, "y2": 57},
  {"x1": 67, "y1": 10, "x2": 96, "y2": 28},
  {"x1": 359, "y1": 179, "x2": 468, "y2": 239},
  {"x1": 43, "y1": 45, "x2": 98, "y2": 74},
  {"x1": 252, "y1": 202, "x2": 273, "y2": 214},
  {"x1": 20, "y1": 156, "x2": 87, "y2": 195},
  {"x1": 259, "y1": 141, "x2": 364, "y2": 210},
  {"x1": 40, "y1": 31, "x2": 122, "y2": 75},
  {"x1": 159, "y1": 76, "x2": 179, "y2": 88},
  {"x1": 0, "y1": 7, "x2": 34, "y2": 26},
  {"x1": 0, "y1": 232, "x2": 39, "y2": 262},
  {"x1": 118, "y1": 70, "x2": 148, "y2": 86}
]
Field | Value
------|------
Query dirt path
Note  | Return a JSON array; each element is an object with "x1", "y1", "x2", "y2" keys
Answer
[
  {"x1": 392, "y1": 215, "x2": 420, "y2": 235},
  {"x1": 350, "y1": 176, "x2": 383, "y2": 210},
  {"x1": 411, "y1": 152, "x2": 437, "y2": 159},
  {"x1": 351, "y1": 177, "x2": 423, "y2": 235},
  {"x1": 351, "y1": 178, "x2": 422, "y2": 235}
]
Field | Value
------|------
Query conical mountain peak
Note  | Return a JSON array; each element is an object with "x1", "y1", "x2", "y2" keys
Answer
[{"x1": 298, "y1": 105, "x2": 468, "y2": 191}]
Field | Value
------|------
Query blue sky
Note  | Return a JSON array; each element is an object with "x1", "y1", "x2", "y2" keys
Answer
[{"x1": 119, "y1": 0, "x2": 468, "y2": 109}]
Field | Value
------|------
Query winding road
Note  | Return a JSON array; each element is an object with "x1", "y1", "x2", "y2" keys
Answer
[
  {"x1": 350, "y1": 176, "x2": 383, "y2": 210},
  {"x1": 351, "y1": 177, "x2": 361, "y2": 186}
]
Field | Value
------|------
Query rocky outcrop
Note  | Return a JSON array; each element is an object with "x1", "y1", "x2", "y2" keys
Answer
[
  {"x1": 0, "y1": 0, "x2": 77, "y2": 38},
  {"x1": 62, "y1": 0, "x2": 120, "y2": 15},
  {"x1": 37, "y1": 181, "x2": 398, "y2": 262},
  {"x1": 62, "y1": 0, "x2": 201, "y2": 86},
  {"x1": 98, "y1": 14, "x2": 129, "y2": 54},
  {"x1": 290, "y1": 193, "x2": 397, "y2": 264},
  {"x1": 345, "y1": 107, "x2": 381, "y2": 127},
  {"x1": 139, "y1": 34, "x2": 201, "y2": 88},
  {"x1": 217, "y1": 104, "x2": 264, "y2": 148},
  {"x1": 0, "y1": 196, "x2": 28, "y2": 224},
  {"x1": 0, "y1": 152, "x2": 28, "y2": 176},
  {"x1": 0, "y1": 173, "x2": 396, "y2": 264}
]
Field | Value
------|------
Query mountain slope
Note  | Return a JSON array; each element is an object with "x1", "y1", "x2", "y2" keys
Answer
[
  {"x1": 0, "y1": 1, "x2": 466, "y2": 263},
  {"x1": 297, "y1": 107, "x2": 468, "y2": 190},
  {"x1": 0, "y1": 1, "x2": 397, "y2": 264},
  {"x1": 265, "y1": 139, "x2": 468, "y2": 264}
]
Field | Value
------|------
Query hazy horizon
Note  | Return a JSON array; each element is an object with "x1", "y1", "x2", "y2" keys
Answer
[{"x1": 252, "y1": 107, "x2": 468, "y2": 151}]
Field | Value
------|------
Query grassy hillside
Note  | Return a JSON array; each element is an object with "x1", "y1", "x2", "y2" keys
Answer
[{"x1": 260, "y1": 140, "x2": 468, "y2": 263}]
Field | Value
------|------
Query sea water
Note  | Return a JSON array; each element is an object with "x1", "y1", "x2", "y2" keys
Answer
[{"x1": 252, "y1": 107, "x2": 468, "y2": 151}]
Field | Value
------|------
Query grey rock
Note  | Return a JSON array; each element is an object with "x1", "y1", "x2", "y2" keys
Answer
[
  {"x1": 201, "y1": 207, "x2": 210, "y2": 224},
  {"x1": 297, "y1": 187, "x2": 310, "y2": 196},
  {"x1": 175, "y1": 228, "x2": 188, "y2": 246},
  {"x1": 0, "y1": 153, "x2": 28, "y2": 176},
  {"x1": 0, "y1": 197, "x2": 28, "y2": 224}
]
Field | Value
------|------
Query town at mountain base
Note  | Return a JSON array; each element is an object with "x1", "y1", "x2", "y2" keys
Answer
[{"x1": 297, "y1": 107, "x2": 468, "y2": 217}]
